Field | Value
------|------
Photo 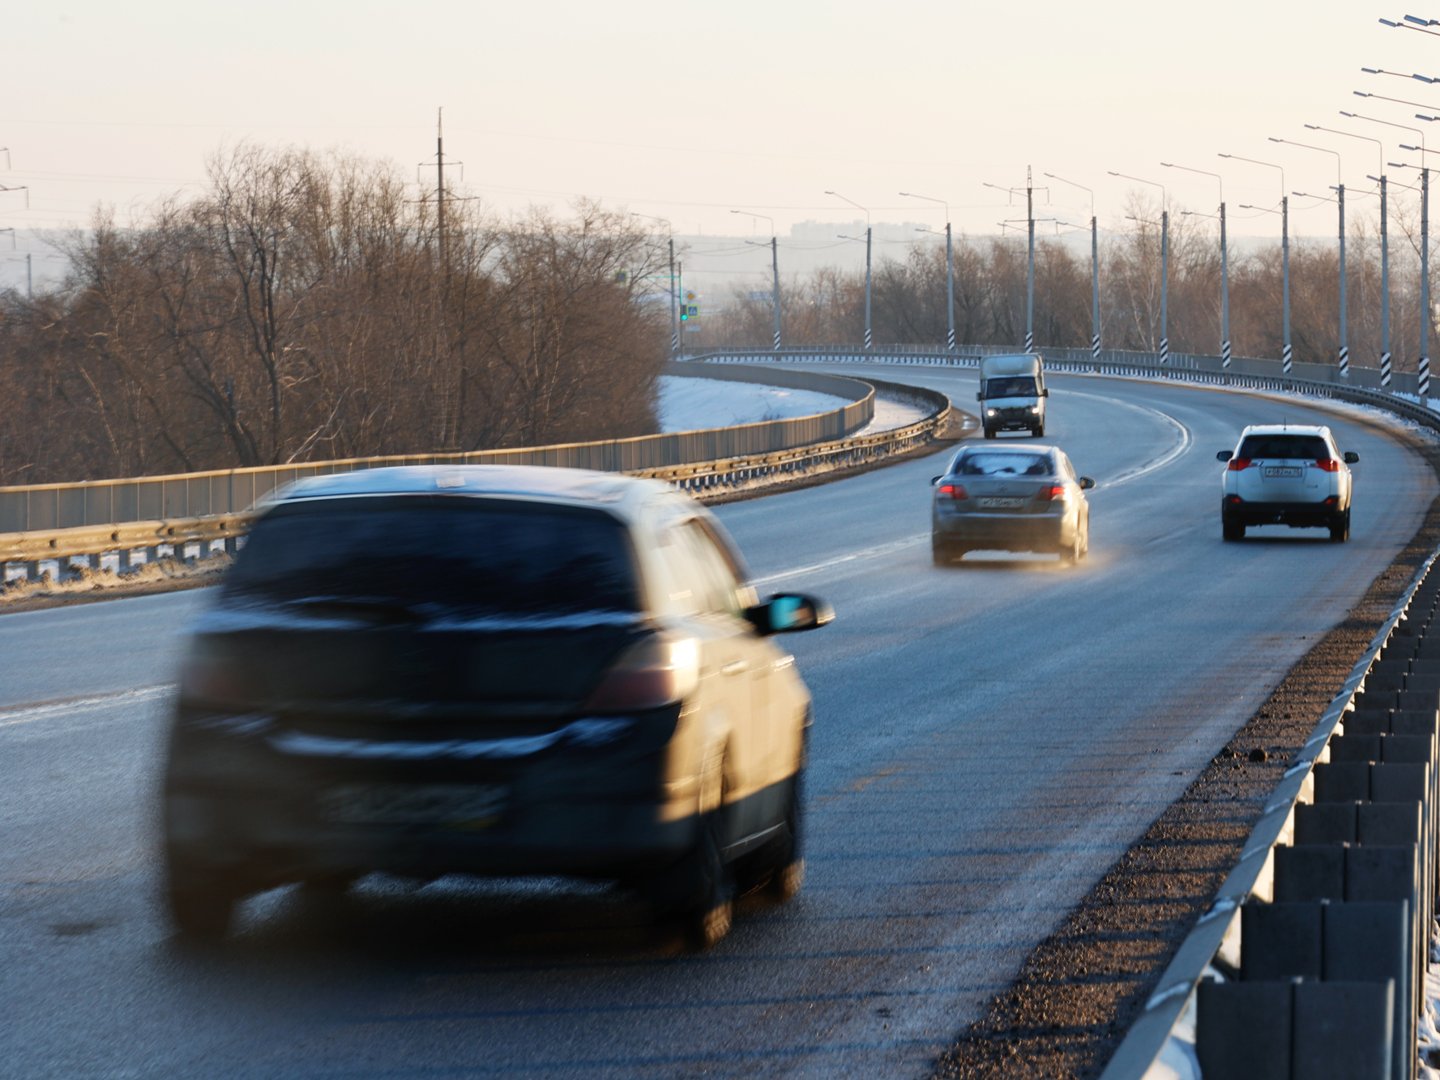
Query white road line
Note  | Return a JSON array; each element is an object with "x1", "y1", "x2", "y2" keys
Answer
[
  {"x1": 0, "y1": 684, "x2": 174, "y2": 728},
  {"x1": 1063, "y1": 389, "x2": 1194, "y2": 489},
  {"x1": 751, "y1": 535, "x2": 927, "y2": 586}
]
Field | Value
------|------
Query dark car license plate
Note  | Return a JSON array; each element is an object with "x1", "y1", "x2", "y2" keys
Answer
[
  {"x1": 319, "y1": 783, "x2": 507, "y2": 828},
  {"x1": 1263, "y1": 466, "x2": 1302, "y2": 478}
]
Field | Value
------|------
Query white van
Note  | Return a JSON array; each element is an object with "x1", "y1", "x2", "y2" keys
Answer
[{"x1": 977, "y1": 354, "x2": 1047, "y2": 438}]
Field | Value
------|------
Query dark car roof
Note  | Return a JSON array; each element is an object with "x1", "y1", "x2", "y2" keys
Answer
[{"x1": 260, "y1": 465, "x2": 675, "y2": 521}]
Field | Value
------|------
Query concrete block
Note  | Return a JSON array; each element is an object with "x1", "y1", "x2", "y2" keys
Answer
[
  {"x1": 1292, "y1": 980, "x2": 1394, "y2": 1080},
  {"x1": 1313, "y1": 761, "x2": 1371, "y2": 802},
  {"x1": 1295, "y1": 803, "x2": 1356, "y2": 845},
  {"x1": 1369, "y1": 762, "x2": 1428, "y2": 805},
  {"x1": 1274, "y1": 845, "x2": 1345, "y2": 902},
  {"x1": 1357, "y1": 803, "x2": 1423, "y2": 848},
  {"x1": 1241, "y1": 902, "x2": 1322, "y2": 980},
  {"x1": 1196, "y1": 979, "x2": 1291, "y2": 1080},
  {"x1": 1366, "y1": 671, "x2": 1407, "y2": 695},
  {"x1": 1331, "y1": 734, "x2": 1383, "y2": 762},
  {"x1": 1344, "y1": 845, "x2": 1419, "y2": 905},
  {"x1": 1323, "y1": 902, "x2": 1412, "y2": 1080}
]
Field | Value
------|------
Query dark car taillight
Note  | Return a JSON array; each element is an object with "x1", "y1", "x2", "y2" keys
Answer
[
  {"x1": 176, "y1": 640, "x2": 250, "y2": 708},
  {"x1": 1227, "y1": 458, "x2": 1253, "y2": 471},
  {"x1": 1035, "y1": 484, "x2": 1066, "y2": 502},
  {"x1": 937, "y1": 482, "x2": 968, "y2": 500},
  {"x1": 582, "y1": 635, "x2": 700, "y2": 713},
  {"x1": 1314, "y1": 458, "x2": 1342, "y2": 472}
]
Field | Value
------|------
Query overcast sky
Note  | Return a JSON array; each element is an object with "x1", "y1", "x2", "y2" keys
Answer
[{"x1": 4, "y1": 1, "x2": 1437, "y2": 245}]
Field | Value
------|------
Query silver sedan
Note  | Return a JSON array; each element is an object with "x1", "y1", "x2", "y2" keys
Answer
[{"x1": 931, "y1": 444, "x2": 1095, "y2": 566}]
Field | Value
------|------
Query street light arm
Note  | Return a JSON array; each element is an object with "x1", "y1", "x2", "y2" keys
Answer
[{"x1": 824, "y1": 190, "x2": 870, "y2": 224}]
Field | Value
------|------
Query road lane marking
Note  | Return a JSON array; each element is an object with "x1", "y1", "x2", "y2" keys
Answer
[
  {"x1": 0, "y1": 684, "x2": 174, "y2": 728},
  {"x1": 1062, "y1": 390, "x2": 1193, "y2": 488}
]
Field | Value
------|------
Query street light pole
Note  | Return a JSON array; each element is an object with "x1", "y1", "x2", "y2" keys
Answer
[
  {"x1": 984, "y1": 172, "x2": 1047, "y2": 352},
  {"x1": 1109, "y1": 170, "x2": 1169, "y2": 363},
  {"x1": 1274, "y1": 136, "x2": 1349, "y2": 378},
  {"x1": 1308, "y1": 123, "x2": 1386, "y2": 381},
  {"x1": 731, "y1": 209, "x2": 783, "y2": 352},
  {"x1": 631, "y1": 212, "x2": 677, "y2": 356},
  {"x1": 1045, "y1": 172, "x2": 1102, "y2": 361},
  {"x1": 1163, "y1": 162, "x2": 1230, "y2": 367},
  {"x1": 1221, "y1": 153, "x2": 1291, "y2": 372},
  {"x1": 826, "y1": 190, "x2": 872, "y2": 349},
  {"x1": 1338, "y1": 111, "x2": 1424, "y2": 386},
  {"x1": 900, "y1": 191, "x2": 955, "y2": 350}
]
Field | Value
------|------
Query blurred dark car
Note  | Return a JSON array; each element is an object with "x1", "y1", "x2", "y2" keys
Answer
[
  {"x1": 931, "y1": 444, "x2": 1094, "y2": 565},
  {"x1": 161, "y1": 465, "x2": 830, "y2": 949}
]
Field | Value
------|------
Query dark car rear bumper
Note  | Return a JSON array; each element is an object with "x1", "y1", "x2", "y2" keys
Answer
[
  {"x1": 932, "y1": 513, "x2": 1066, "y2": 553},
  {"x1": 162, "y1": 705, "x2": 699, "y2": 886},
  {"x1": 1222, "y1": 498, "x2": 1343, "y2": 528}
]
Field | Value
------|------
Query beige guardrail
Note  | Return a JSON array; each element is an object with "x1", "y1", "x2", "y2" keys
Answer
[{"x1": 1, "y1": 375, "x2": 954, "y2": 575}]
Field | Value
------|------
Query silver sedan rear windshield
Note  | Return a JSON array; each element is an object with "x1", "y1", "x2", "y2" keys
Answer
[
  {"x1": 953, "y1": 452, "x2": 1053, "y2": 477},
  {"x1": 224, "y1": 497, "x2": 641, "y2": 615}
]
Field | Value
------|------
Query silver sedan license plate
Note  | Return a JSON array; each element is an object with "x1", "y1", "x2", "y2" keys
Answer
[
  {"x1": 978, "y1": 496, "x2": 1024, "y2": 508},
  {"x1": 319, "y1": 783, "x2": 507, "y2": 828},
  {"x1": 1263, "y1": 466, "x2": 1302, "y2": 478}
]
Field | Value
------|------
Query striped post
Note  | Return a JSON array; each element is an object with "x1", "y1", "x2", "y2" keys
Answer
[
  {"x1": 864, "y1": 326, "x2": 873, "y2": 350},
  {"x1": 1024, "y1": 331, "x2": 1034, "y2": 353},
  {"x1": 947, "y1": 327, "x2": 956, "y2": 351},
  {"x1": 1221, "y1": 340, "x2": 1232, "y2": 369},
  {"x1": 1338, "y1": 345, "x2": 1349, "y2": 379},
  {"x1": 1090, "y1": 333, "x2": 1101, "y2": 360},
  {"x1": 772, "y1": 329, "x2": 781, "y2": 351},
  {"x1": 1381, "y1": 351, "x2": 1393, "y2": 387},
  {"x1": 1281, "y1": 343, "x2": 1293, "y2": 375},
  {"x1": 1420, "y1": 355, "x2": 1431, "y2": 400},
  {"x1": 1160, "y1": 337, "x2": 1170, "y2": 365}
]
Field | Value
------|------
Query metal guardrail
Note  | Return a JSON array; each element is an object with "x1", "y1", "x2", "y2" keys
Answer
[
  {"x1": 0, "y1": 375, "x2": 952, "y2": 576},
  {"x1": 688, "y1": 346, "x2": 1440, "y2": 1079},
  {"x1": 0, "y1": 363, "x2": 875, "y2": 534}
]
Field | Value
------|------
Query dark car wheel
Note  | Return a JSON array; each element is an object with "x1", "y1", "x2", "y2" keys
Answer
[
  {"x1": 1329, "y1": 509, "x2": 1351, "y2": 543},
  {"x1": 1033, "y1": 423, "x2": 1044, "y2": 438},
  {"x1": 677, "y1": 810, "x2": 734, "y2": 950},
  {"x1": 932, "y1": 538, "x2": 963, "y2": 566},
  {"x1": 1222, "y1": 517, "x2": 1245, "y2": 542},
  {"x1": 982, "y1": 427, "x2": 996, "y2": 440},
  {"x1": 164, "y1": 852, "x2": 241, "y2": 942},
  {"x1": 1058, "y1": 529, "x2": 1082, "y2": 566},
  {"x1": 736, "y1": 771, "x2": 805, "y2": 904}
]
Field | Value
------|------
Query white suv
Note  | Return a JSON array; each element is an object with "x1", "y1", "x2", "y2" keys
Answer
[{"x1": 1217, "y1": 424, "x2": 1358, "y2": 543}]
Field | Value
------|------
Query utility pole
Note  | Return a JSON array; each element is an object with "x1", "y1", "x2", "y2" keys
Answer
[
  {"x1": 1026, "y1": 166, "x2": 1036, "y2": 352},
  {"x1": 418, "y1": 108, "x2": 464, "y2": 276}
]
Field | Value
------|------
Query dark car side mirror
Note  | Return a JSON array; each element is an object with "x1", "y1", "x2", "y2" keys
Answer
[
  {"x1": 1078, "y1": 477, "x2": 1096, "y2": 491},
  {"x1": 1344, "y1": 451, "x2": 1359, "y2": 464},
  {"x1": 932, "y1": 475, "x2": 943, "y2": 485},
  {"x1": 1217, "y1": 450, "x2": 1234, "y2": 462},
  {"x1": 976, "y1": 392, "x2": 984, "y2": 402},
  {"x1": 745, "y1": 593, "x2": 834, "y2": 636}
]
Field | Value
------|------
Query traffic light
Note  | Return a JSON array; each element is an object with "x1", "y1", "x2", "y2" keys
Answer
[{"x1": 679, "y1": 305, "x2": 688, "y2": 321}]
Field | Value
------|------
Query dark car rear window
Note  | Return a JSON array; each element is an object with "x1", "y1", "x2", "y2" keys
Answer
[
  {"x1": 224, "y1": 496, "x2": 640, "y2": 616},
  {"x1": 1237, "y1": 434, "x2": 1331, "y2": 460},
  {"x1": 954, "y1": 452, "x2": 1053, "y2": 477}
]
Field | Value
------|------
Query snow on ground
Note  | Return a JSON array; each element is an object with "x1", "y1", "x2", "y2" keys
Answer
[{"x1": 658, "y1": 375, "x2": 929, "y2": 433}]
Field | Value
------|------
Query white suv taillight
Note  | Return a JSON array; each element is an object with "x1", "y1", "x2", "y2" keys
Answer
[{"x1": 583, "y1": 634, "x2": 701, "y2": 713}]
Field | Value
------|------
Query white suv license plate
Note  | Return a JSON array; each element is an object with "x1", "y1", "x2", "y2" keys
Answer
[
  {"x1": 1262, "y1": 466, "x2": 1303, "y2": 478},
  {"x1": 319, "y1": 783, "x2": 507, "y2": 828},
  {"x1": 977, "y1": 497, "x2": 1025, "y2": 508}
]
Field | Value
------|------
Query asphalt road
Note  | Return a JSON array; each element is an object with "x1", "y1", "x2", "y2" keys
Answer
[{"x1": 1, "y1": 368, "x2": 1434, "y2": 1078}]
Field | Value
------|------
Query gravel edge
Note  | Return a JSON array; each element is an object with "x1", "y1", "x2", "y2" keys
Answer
[{"x1": 931, "y1": 422, "x2": 1440, "y2": 1079}]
